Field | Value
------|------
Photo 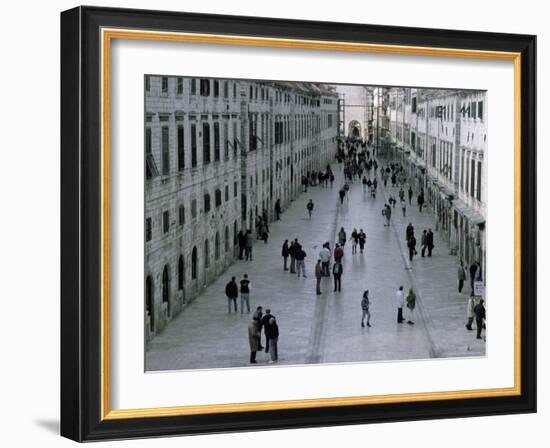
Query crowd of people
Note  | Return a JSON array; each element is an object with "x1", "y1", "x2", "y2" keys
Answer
[{"x1": 222, "y1": 136, "x2": 485, "y2": 365}]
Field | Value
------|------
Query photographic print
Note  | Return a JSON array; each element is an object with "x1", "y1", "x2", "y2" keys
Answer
[{"x1": 143, "y1": 76, "x2": 487, "y2": 371}]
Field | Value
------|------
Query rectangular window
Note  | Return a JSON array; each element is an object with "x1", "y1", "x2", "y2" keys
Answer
[
  {"x1": 177, "y1": 77, "x2": 183, "y2": 95},
  {"x1": 145, "y1": 218, "x2": 152, "y2": 241},
  {"x1": 145, "y1": 128, "x2": 153, "y2": 179},
  {"x1": 478, "y1": 101, "x2": 483, "y2": 121},
  {"x1": 215, "y1": 189, "x2": 222, "y2": 207},
  {"x1": 233, "y1": 121, "x2": 238, "y2": 157},
  {"x1": 163, "y1": 211, "x2": 169, "y2": 233},
  {"x1": 476, "y1": 161, "x2": 482, "y2": 201},
  {"x1": 223, "y1": 121, "x2": 229, "y2": 160},
  {"x1": 161, "y1": 126, "x2": 170, "y2": 175},
  {"x1": 225, "y1": 185, "x2": 229, "y2": 202},
  {"x1": 177, "y1": 125, "x2": 184, "y2": 171},
  {"x1": 200, "y1": 79, "x2": 210, "y2": 96},
  {"x1": 214, "y1": 122, "x2": 220, "y2": 161},
  {"x1": 204, "y1": 194, "x2": 211, "y2": 213},
  {"x1": 145, "y1": 76, "x2": 150, "y2": 92},
  {"x1": 470, "y1": 159, "x2": 476, "y2": 198},
  {"x1": 162, "y1": 77, "x2": 168, "y2": 94},
  {"x1": 233, "y1": 82, "x2": 237, "y2": 98},
  {"x1": 412, "y1": 97, "x2": 417, "y2": 113},
  {"x1": 179, "y1": 205, "x2": 185, "y2": 226},
  {"x1": 234, "y1": 181, "x2": 238, "y2": 197},
  {"x1": 203, "y1": 122, "x2": 211, "y2": 163},
  {"x1": 213, "y1": 80, "x2": 219, "y2": 97},
  {"x1": 460, "y1": 150, "x2": 465, "y2": 191},
  {"x1": 191, "y1": 124, "x2": 197, "y2": 167},
  {"x1": 191, "y1": 199, "x2": 197, "y2": 218},
  {"x1": 472, "y1": 102, "x2": 477, "y2": 119},
  {"x1": 191, "y1": 78, "x2": 196, "y2": 95},
  {"x1": 223, "y1": 81, "x2": 228, "y2": 98}
]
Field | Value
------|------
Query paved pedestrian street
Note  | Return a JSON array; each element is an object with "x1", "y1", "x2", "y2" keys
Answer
[{"x1": 145, "y1": 164, "x2": 485, "y2": 372}]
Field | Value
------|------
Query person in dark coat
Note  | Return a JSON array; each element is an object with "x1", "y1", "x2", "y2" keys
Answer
[
  {"x1": 225, "y1": 276, "x2": 239, "y2": 313},
  {"x1": 259, "y1": 308, "x2": 275, "y2": 353},
  {"x1": 265, "y1": 317, "x2": 279, "y2": 362},
  {"x1": 473, "y1": 299, "x2": 486, "y2": 340},
  {"x1": 237, "y1": 230, "x2": 246, "y2": 259},
  {"x1": 274, "y1": 199, "x2": 281, "y2": 220},
  {"x1": 408, "y1": 186, "x2": 413, "y2": 205},
  {"x1": 421, "y1": 229, "x2": 428, "y2": 257},
  {"x1": 407, "y1": 233, "x2": 417, "y2": 261},
  {"x1": 417, "y1": 193, "x2": 425, "y2": 212},
  {"x1": 406, "y1": 223, "x2": 414, "y2": 242},
  {"x1": 248, "y1": 319, "x2": 260, "y2": 364},
  {"x1": 289, "y1": 240, "x2": 297, "y2": 274},
  {"x1": 469, "y1": 261, "x2": 478, "y2": 292},
  {"x1": 333, "y1": 261, "x2": 343, "y2": 292},
  {"x1": 281, "y1": 239, "x2": 290, "y2": 271},
  {"x1": 426, "y1": 228, "x2": 434, "y2": 256}
]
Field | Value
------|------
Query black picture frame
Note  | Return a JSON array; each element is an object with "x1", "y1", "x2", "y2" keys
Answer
[{"x1": 61, "y1": 5, "x2": 536, "y2": 442}]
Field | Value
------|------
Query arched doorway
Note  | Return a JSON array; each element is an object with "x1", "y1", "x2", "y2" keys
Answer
[
  {"x1": 215, "y1": 232, "x2": 220, "y2": 261},
  {"x1": 178, "y1": 255, "x2": 184, "y2": 290},
  {"x1": 225, "y1": 226, "x2": 230, "y2": 253},
  {"x1": 191, "y1": 246, "x2": 198, "y2": 279},
  {"x1": 348, "y1": 120, "x2": 361, "y2": 139},
  {"x1": 146, "y1": 275, "x2": 154, "y2": 332},
  {"x1": 162, "y1": 264, "x2": 170, "y2": 318}
]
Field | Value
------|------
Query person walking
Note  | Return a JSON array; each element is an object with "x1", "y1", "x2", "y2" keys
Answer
[
  {"x1": 474, "y1": 298, "x2": 486, "y2": 340},
  {"x1": 358, "y1": 229, "x2": 366, "y2": 254},
  {"x1": 396, "y1": 286, "x2": 405, "y2": 323},
  {"x1": 248, "y1": 318, "x2": 260, "y2": 364},
  {"x1": 384, "y1": 204, "x2": 392, "y2": 226},
  {"x1": 259, "y1": 308, "x2": 274, "y2": 352},
  {"x1": 417, "y1": 192, "x2": 425, "y2": 212},
  {"x1": 265, "y1": 317, "x2": 279, "y2": 363},
  {"x1": 466, "y1": 292, "x2": 476, "y2": 331},
  {"x1": 245, "y1": 229, "x2": 253, "y2": 261},
  {"x1": 407, "y1": 232, "x2": 417, "y2": 261},
  {"x1": 426, "y1": 228, "x2": 434, "y2": 256},
  {"x1": 458, "y1": 262, "x2": 466, "y2": 293},
  {"x1": 334, "y1": 243, "x2": 344, "y2": 264},
  {"x1": 239, "y1": 274, "x2": 251, "y2": 314},
  {"x1": 399, "y1": 187, "x2": 405, "y2": 203},
  {"x1": 306, "y1": 199, "x2": 314, "y2": 218},
  {"x1": 361, "y1": 290, "x2": 371, "y2": 327},
  {"x1": 238, "y1": 230, "x2": 246, "y2": 259},
  {"x1": 333, "y1": 261, "x2": 343, "y2": 292},
  {"x1": 289, "y1": 240, "x2": 297, "y2": 274},
  {"x1": 315, "y1": 260, "x2": 323, "y2": 295},
  {"x1": 469, "y1": 261, "x2": 477, "y2": 292},
  {"x1": 351, "y1": 228, "x2": 358, "y2": 255},
  {"x1": 281, "y1": 239, "x2": 290, "y2": 271},
  {"x1": 402, "y1": 201, "x2": 407, "y2": 217},
  {"x1": 338, "y1": 188, "x2": 346, "y2": 205},
  {"x1": 406, "y1": 222, "x2": 414, "y2": 242},
  {"x1": 225, "y1": 276, "x2": 239, "y2": 313},
  {"x1": 420, "y1": 229, "x2": 428, "y2": 257},
  {"x1": 274, "y1": 199, "x2": 281, "y2": 220},
  {"x1": 260, "y1": 222, "x2": 269, "y2": 244},
  {"x1": 408, "y1": 186, "x2": 413, "y2": 205},
  {"x1": 319, "y1": 243, "x2": 331, "y2": 276},
  {"x1": 338, "y1": 227, "x2": 347, "y2": 247},
  {"x1": 406, "y1": 288, "x2": 416, "y2": 324},
  {"x1": 295, "y1": 245, "x2": 307, "y2": 278}
]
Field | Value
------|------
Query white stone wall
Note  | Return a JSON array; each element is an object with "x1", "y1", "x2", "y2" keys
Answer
[{"x1": 144, "y1": 77, "x2": 338, "y2": 342}]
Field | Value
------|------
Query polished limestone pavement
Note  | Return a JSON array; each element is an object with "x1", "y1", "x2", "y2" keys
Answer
[{"x1": 145, "y1": 165, "x2": 485, "y2": 372}]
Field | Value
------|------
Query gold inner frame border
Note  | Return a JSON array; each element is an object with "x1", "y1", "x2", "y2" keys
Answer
[{"x1": 100, "y1": 27, "x2": 522, "y2": 421}]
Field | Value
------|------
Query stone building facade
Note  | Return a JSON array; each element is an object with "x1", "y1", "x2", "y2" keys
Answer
[
  {"x1": 384, "y1": 87, "x2": 487, "y2": 275},
  {"x1": 335, "y1": 85, "x2": 373, "y2": 141},
  {"x1": 144, "y1": 76, "x2": 338, "y2": 343}
]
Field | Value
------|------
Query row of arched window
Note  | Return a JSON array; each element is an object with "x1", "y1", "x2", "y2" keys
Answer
[{"x1": 145, "y1": 226, "x2": 235, "y2": 333}]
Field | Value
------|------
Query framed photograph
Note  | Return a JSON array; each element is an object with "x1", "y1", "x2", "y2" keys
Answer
[{"x1": 60, "y1": 6, "x2": 536, "y2": 442}]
